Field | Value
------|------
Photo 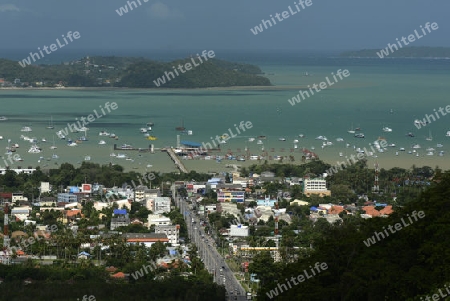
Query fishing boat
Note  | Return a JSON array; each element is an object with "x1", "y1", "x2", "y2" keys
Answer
[
  {"x1": 407, "y1": 132, "x2": 415, "y2": 137},
  {"x1": 412, "y1": 144, "x2": 421, "y2": 149},
  {"x1": 278, "y1": 137, "x2": 286, "y2": 141},
  {"x1": 21, "y1": 126, "x2": 32, "y2": 132},
  {"x1": 84, "y1": 155, "x2": 91, "y2": 161},
  {"x1": 426, "y1": 130, "x2": 433, "y2": 141},
  {"x1": 46, "y1": 116, "x2": 54, "y2": 129},
  {"x1": 116, "y1": 153, "x2": 127, "y2": 159},
  {"x1": 336, "y1": 138, "x2": 344, "y2": 142},
  {"x1": 339, "y1": 152, "x2": 343, "y2": 157},
  {"x1": 146, "y1": 121, "x2": 154, "y2": 127},
  {"x1": 354, "y1": 133, "x2": 365, "y2": 138},
  {"x1": 248, "y1": 138, "x2": 255, "y2": 142},
  {"x1": 140, "y1": 128, "x2": 148, "y2": 133},
  {"x1": 382, "y1": 127, "x2": 392, "y2": 132},
  {"x1": 67, "y1": 142, "x2": 77, "y2": 147},
  {"x1": 446, "y1": 131, "x2": 450, "y2": 137},
  {"x1": 99, "y1": 140, "x2": 106, "y2": 145},
  {"x1": 437, "y1": 144, "x2": 443, "y2": 148},
  {"x1": 298, "y1": 134, "x2": 305, "y2": 138},
  {"x1": 176, "y1": 119, "x2": 186, "y2": 131}
]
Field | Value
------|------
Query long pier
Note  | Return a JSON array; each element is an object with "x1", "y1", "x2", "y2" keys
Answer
[{"x1": 164, "y1": 148, "x2": 188, "y2": 173}]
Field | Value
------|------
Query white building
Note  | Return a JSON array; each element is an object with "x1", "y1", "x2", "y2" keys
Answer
[
  {"x1": 152, "y1": 197, "x2": 171, "y2": 214},
  {"x1": 303, "y1": 178, "x2": 331, "y2": 197},
  {"x1": 148, "y1": 214, "x2": 171, "y2": 228},
  {"x1": 229, "y1": 224, "x2": 249, "y2": 237},
  {"x1": 155, "y1": 224, "x2": 180, "y2": 245}
]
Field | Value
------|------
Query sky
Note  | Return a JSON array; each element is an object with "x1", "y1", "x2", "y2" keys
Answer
[{"x1": 0, "y1": 0, "x2": 448, "y2": 53}]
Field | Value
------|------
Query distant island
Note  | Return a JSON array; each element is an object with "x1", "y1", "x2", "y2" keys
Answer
[
  {"x1": 0, "y1": 55, "x2": 271, "y2": 88},
  {"x1": 340, "y1": 46, "x2": 450, "y2": 58}
]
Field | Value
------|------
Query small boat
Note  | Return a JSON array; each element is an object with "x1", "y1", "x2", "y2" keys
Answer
[
  {"x1": 52, "y1": 154, "x2": 59, "y2": 159},
  {"x1": 339, "y1": 152, "x2": 343, "y2": 157},
  {"x1": 399, "y1": 147, "x2": 405, "y2": 151},
  {"x1": 257, "y1": 135, "x2": 267, "y2": 139},
  {"x1": 99, "y1": 140, "x2": 106, "y2": 145},
  {"x1": 46, "y1": 116, "x2": 54, "y2": 129},
  {"x1": 382, "y1": 127, "x2": 392, "y2": 132},
  {"x1": 248, "y1": 138, "x2": 255, "y2": 142},
  {"x1": 315, "y1": 136, "x2": 325, "y2": 140},
  {"x1": 28, "y1": 145, "x2": 41, "y2": 153},
  {"x1": 21, "y1": 126, "x2": 32, "y2": 132},
  {"x1": 298, "y1": 134, "x2": 305, "y2": 138},
  {"x1": 140, "y1": 128, "x2": 148, "y2": 133},
  {"x1": 395, "y1": 152, "x2": 399, "y2": 156},
  {"x1": 412, "y1": 144, "x2": 421, "y2": 149},
  {"x1": 41, "y1": 138, "x2": 47, "y2": 142},
  {"x1": 187, "y1": 130, "x2": 193, "y2": 135},
  {"x1": 293, "y1": 139, "x2": 299, "y2": 143},
  {"x1": 426, "y1": 130, "x2": 433, "y2": 141},
  {"x1": 57, "y1": 131, "x2": 65, "y2": 139},
  {"x1": 78, "y1": 126, "x2": 89, "y2": 131},
  {"x1": 336, "y1": 138, "x2": 344, "y2": 142},
  {"x1": 414, "y1": 119, "x2": 427, "y2": 126},
  {"x1": 407, "y1": 132, "x2": 415, "y2": 137},
  {"x1": 237, "y1": 157, "x2": 245, "y2": 162},
  {"x1": 84, "y1": 155, "x2": 91, "y2": 161},
  {"x1": 355, "y1": 127, "x2": 361, "y2": 131},
  {"x1": 146, "y1": 136, "x2": 157, "y2": 141},
  {"x1": 79, "y1": 136, "x2": 88, "y2": 141},
  {"x1": 99, "y1": 130, "x2": 110, "y2": 136},
  {"x1": 116, "y1": 153, "x2": 127, "y2": 159},
  {"x1": 294, "y1": 144, "x2": 298, "y2": 149},
  {"x1": 110, "y1": 133, "x2": 117, "y2": 138},
  {"x1": 146, "y1": 122, "x2": 154, "y2": 127},
  {"x1": 257, "y1": 140, "x2": 263, "y2": 145},
  {"x1": 278, "y1": 137, "x2": 286, "y2": 141},
  {"x1": 446, "y1": 131, "x2": 450, "y2": 137},
  {"x1": 121, "y1": 144, "x2": 133, "y2": 149},
  {"x1": 388, "y1": 143, "x2": 396, "y2": 147},
  {"x1": 437, "y1": 144, "x2": 443, "y2": 148},
  {"x1": 110, "y1": 153, "x2": 116, "y2": 157},
  {"x1": 354, "y1": 133, "x2": 365, "y2": 138},
  {"x1": 67, "y1": 142, "x2": 77, "y2": 147},
  {"x1": 347, "y1": 124, "x2": 355, "y2": 134},
  {"x1": 50, "y1": 136, "x2": 57, "y2": 150},
  {"x1": 0, "y1": 116, "x2": 8, "y2": 121}
]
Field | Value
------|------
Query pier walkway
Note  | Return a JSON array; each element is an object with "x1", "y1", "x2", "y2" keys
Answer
[{"x1": 164, "y1": 148, "x2": 189, "y2": 173}]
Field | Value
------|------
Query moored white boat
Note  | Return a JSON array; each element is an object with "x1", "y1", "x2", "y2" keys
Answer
[
  {"x1": 382, "y1": 127, "x2": 392, "y2": 132},
  {"x1": 21, "y1": 126, "x2": 32, "y2": 132},
  {"x1": 99, "y1": 140, "x2": 106, "y2": 145}
]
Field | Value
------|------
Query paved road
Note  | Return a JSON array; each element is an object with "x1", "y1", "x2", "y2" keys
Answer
[{"x1": 177, "y1": 195, "x2": 250, "y2": 301}]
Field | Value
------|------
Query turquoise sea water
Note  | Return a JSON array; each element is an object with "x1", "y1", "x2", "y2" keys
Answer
[{"x1": 0, "y1": 55, "x2": 449, "y2": 173}]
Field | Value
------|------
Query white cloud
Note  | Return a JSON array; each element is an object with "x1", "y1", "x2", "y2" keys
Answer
[
  {"x1": 147, "y1": 2, "x2": 183, "y2": 20},
  {"x1": 0, "y1": 4, "x2": 19, "y2": 13}
]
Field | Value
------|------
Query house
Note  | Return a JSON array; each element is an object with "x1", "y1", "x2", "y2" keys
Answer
[
  {"x1": 78, "y1": 251, "x2": 90, "y2": 260},
  {"x1": 362, "y1": 205, "x2": 394, "y2": 217},
  {"x1": 256, "y1": 196, "x2": 277, "y2": 207},
  {"x1": 111, "y1": 215, "x2": 130, "y2": 230},
  {"x1": 57, "y1": 193, "x2": 78, "y2": 203}
]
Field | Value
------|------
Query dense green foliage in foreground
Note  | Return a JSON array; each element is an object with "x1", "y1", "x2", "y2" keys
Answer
[
  {"x1": 0, "y1": 55, "x2": 270, "y2": 88},
  {"x1": 253, "y1": 172, "x2": 450, "y2": 300},
  {"x1": 340, "y1": 46, "x2": 450, "y2": 58}
]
